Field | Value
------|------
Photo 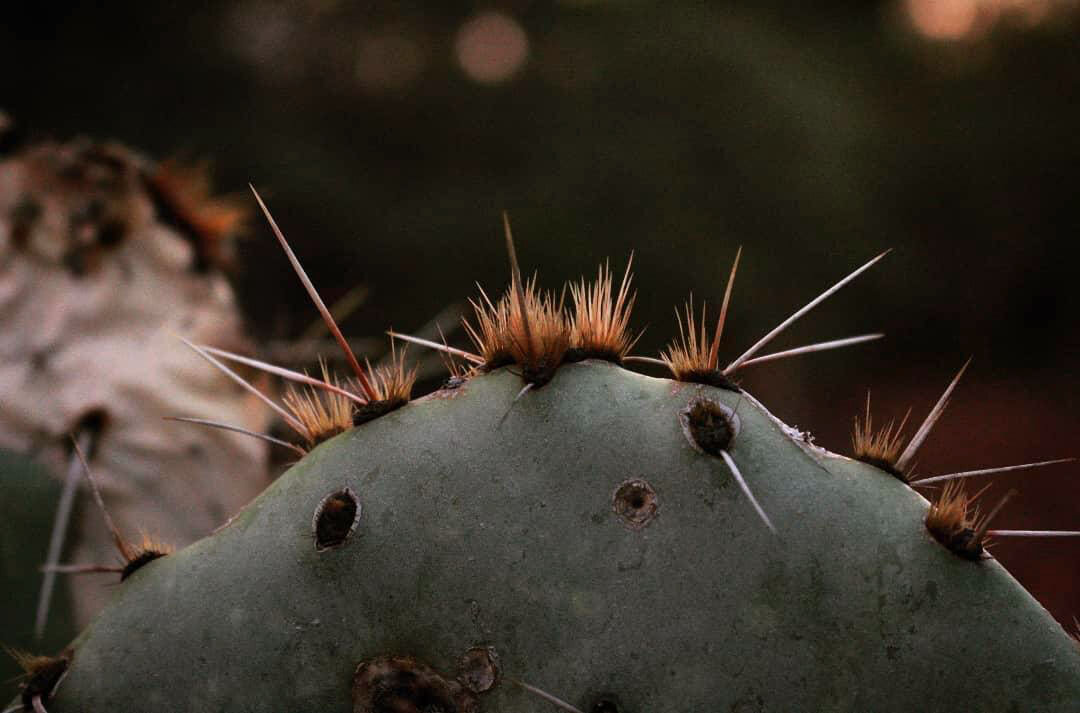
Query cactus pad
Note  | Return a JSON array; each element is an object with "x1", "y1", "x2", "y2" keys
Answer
[{"x1": 38, "y1": 362, "x2": 1080, "y2": 712}]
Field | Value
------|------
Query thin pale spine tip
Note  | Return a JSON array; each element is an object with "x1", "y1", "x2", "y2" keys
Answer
[
  {"x1": 720, "y1": 450, "x2": 776, "y2": 534},
  {"x1": 385, "y1": 330, "x2": 484, "y2": 364},
  {"x1": 501, "y1": 211, "x2": 534, "y2": 356},
  {"x1": 894, "y1": 356, "x2": 973, "y2": 474},
  {"x1": 709, "y1": 245, "x2": 742, "y2": 369},
  {"x1": 974, "y1": 488, "x2": 1016, "y2": 543},
  {"x1": 737, "y1": 333, "x2": 885, "y2": 371},
  {"x1": 198, "y1": 344, "x2": 366, "y2": 405},
  {"x1": 502, "y1": 210, "x2": 519, "y2": 277},
  {"x1": 510, "y1": 678, "x2": 585, "y2": 713},
  {"x1": 723, "y1": 248, "x2": 891, "y2": 375},
  {"x1": 250, "y1": 184, "x2": 377, "y2": 401},
  {"x1": 912, "y1": 457, "x2": 1077, "y2": 486},
  {"x1": 987, "y1": 530, "x2": 1080, "y2": 538},
  {"x1": 178, "y1": 335, "x2": 310, "y2": 439},
  {"x1": 69, "y1": 435, "x2": 133, "y2": 562},
  {"x1": 164, "y1": 416, "x2": 307, "y2": 457}
]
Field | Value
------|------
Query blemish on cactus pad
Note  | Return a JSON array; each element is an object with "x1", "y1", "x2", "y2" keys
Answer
[
  {"x1": 313, "y1": 488, "x2": 361, "y2": 552},
  {"x1": 352, "y1": 655, "x2": 477, "y2": 713},
  {"x1": 456, "y1": 646, "x2": 499, "y2": 694},
  {"x1": 612, "y1": 479, "x2": 659, "y2": 530},
  {"x1": 590, "y1": 697, "x2": 622, "y2": 713},
  {"x1": 681, "y1": 398, "x2": 737, "y2": 456}
]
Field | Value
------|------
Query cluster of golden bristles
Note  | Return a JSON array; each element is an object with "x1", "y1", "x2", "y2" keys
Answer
[
  {"x1": 848, "y1": 358, "x2": 1079, "y2": 558},
  {"x1": 430, "y1": 215, "x2": 641, "y2": 388},
  {"x1": 172, "y1": 193, "x2": 901, "y2": 451},
  {"x1": 924, "y1": 481, "x2": 1011, "y2": 560},
  {"x1": 170, "y1": 191, "x2": 1078, "y2": 564},
  {"x1": 852, "y1": 394, "x2": 910, "y2": 480},
  {"x1": 4, "y1": 645, "x2": 71, "y2": 713},
  {"x1": 400, "y1": 216, "x2": 889, "y2": 401}
]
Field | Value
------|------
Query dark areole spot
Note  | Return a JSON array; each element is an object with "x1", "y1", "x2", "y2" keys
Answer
[
  {"x1": 68, "y1": 407, "x2": 109, "y2": 457},
  {"x1": 353, "y1": 397, "x2": 407, "y2": 427},
  {"x1": 563, "y1": 346, "x2": 623, "y2": 365},
  {"x1": 19, "y1": 652, "x2": 70, "y2": 710},
  {"x1": 592, "y1": 698, "x2": 621, "y2": 713},
  {"x1": 457, "y1": 646, "x2": 499, "y2": 694},
  {"x1": 120, "y1": 549, "x2": 167, "y2": 581},
  {"x1": 313, "y1": 487, "x2": 361, "y2": 551},
  {"x1": 683, "y1": 398, "x2": 736, "y2": 456},
  {"x1": 612, "y1": 479, "x2": 658, "y2": 530},
  {"x1": 927, "y1": 524, "x2": 986, "y2": 561},
  {"x1": 353, "y1": 655, "x2": 478, "y2": 713},
  {"x1": 854, "y1": 453, "x2": 907, "y2": 482},
  {"x1": 679, "y1": 368, "x2": 741, "y2": 392}
]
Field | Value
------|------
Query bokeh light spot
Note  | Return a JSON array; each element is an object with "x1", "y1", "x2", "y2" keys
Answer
[
  {"x1": 455, "y1": 11, "x2": 529, "y2": 84},
  {"x1": 905, "y1": 0, "x2": 980, "y2": 40}
]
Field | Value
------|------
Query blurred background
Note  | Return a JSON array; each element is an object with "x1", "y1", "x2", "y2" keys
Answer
[{"x1": 2, "y1": 0, "x2": 1079, "y2": 689}]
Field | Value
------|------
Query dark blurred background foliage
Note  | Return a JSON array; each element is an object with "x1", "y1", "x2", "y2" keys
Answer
[{"x1": 3, "y1": 0, "x2": 1079, "y2": 649}]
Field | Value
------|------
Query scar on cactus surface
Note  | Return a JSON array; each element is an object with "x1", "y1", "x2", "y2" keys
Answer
[
  {"x1": 11, "y1": 196, "x2": 1080, "y2": 712},
  {"x1": 313, "y1": 488, "x2": 361, "y2": 551}
]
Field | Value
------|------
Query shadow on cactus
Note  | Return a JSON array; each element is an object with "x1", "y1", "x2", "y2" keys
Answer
[{"x1": 8, "y1": 191, "x2": 1080, "y2": 712}]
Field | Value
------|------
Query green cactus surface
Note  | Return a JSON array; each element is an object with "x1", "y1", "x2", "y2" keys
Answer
[{"x1": 32, "y1": 361, "x2": 1080, "y2": 712}]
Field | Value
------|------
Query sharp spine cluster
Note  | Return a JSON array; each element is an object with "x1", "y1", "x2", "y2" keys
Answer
[
  {"x1": 48, "y1": 438, "x2": 173, "y2": 582},
  {"x1": 3, "y1": 647, "x2": 69, "y2": 713},
  {"x1": 851, "y1": 362, "x2": 1079, "y2": 557},
  {"x1": 171, "y1": 198, "x2": 1077, "y2": 551}
]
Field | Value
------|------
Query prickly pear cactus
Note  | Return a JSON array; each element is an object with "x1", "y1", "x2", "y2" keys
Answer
[{"x1": 8, "y1": 200, "x2": 1080, "y2": 712}]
